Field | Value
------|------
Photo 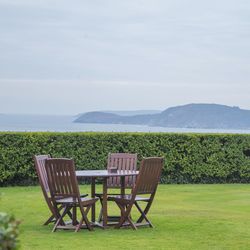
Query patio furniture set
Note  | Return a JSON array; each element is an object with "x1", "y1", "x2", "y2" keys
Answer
[{"x1": 34, "y1": 153, "x2": 163, "y2": 232}]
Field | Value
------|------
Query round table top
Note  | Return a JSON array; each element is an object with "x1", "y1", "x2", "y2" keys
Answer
[{"x1": 76, "y1": 170, "x2": 139, "y2": 178}]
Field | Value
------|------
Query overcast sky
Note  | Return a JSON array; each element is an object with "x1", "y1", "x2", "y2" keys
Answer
[{"x1": 0, "y1": 0, "x2": 249, "y2": 115}]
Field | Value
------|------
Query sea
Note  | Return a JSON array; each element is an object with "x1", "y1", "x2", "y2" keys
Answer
[{"x1": 0, "y1": 114, "x2": 249, "y2": 134}]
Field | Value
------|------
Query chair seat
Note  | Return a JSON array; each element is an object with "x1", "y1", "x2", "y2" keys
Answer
[
  {"x1": 95, "y1": 192, "x2": 124, "y2": 198},
  {"x1": 56, "y1": 197, "x2": 98, "y2": 206},
  {"x1": 80, "y1": 194, "x2": 88, "y2": 198},
  {"x1": 53, "y1": 193, "x2": 87, "y2": 202},
  {"x1": 108, "y1": 194, "x2": 150, "y2": 202}
]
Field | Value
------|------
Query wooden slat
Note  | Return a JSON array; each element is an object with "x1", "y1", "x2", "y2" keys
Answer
[
  {"x1": 107, "y1": 153, "x2": 137, "y2": 189},
  {"x1": 136, "y1": 157, "x2": 163, "y2": 194},
  {"x1": 46, "y1": 159, "x2": 77, "y2": 199},
  {"x1": 34, "y1": 155, "x2": 51, "y2": 192}
]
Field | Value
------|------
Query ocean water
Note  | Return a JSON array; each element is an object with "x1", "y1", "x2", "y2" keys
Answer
[{"x1": 0, "y1": 114, "x2": 249, "y2": 134}]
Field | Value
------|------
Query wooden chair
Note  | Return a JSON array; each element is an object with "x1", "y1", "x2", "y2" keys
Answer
[
  {"x1": 107, "y1": 153, "x2": 137, "y2": 188},
  {"x1": 96, "y1": 153, "x2": 137, "y2": 222},
  {"x1": 34, "y1": 155, "x2": 87, "y2": 226},
  {"x1": 34, "y1": 155, "x2": 58, "y2": 225},
  {"x1": 108, "y1": 157, "x2": 164, "y2": 230},
  {"x1": 45, "y1": 158, "x2": 98, "y2": 232}
]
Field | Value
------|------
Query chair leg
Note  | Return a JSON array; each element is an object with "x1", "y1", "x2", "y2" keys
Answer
[
  {"x1": 79, "y1": 205, "x2": 93, "y2": 231},
  {"x1": 75, "y1": 205, "x2": 93, "y2": 232},
  {"x1": 75, "y1": 217, "x2": 84, "y2": 232},
  {"x1": 72, "y1": 206, "x2": 78, "y2": 226},
  {"x1": 115, "y1": 203, "x2": 127, "y2": 229},
  {"x1": 66, "y1": 209, "x2": 74, "y2": 221},
  {"x1": 86, "y1": 205, "x2": 91, "y2": 215},
  {"x1": 116, "y1": 201, "x2": 153, "y2": 230},
  {"x1": 127, "y1": 216, "x2": 137, "y2": 230},
  {"x1": 134, "y1": 201, "x2": 153, "y2": 228},
  {"x1": 43, "y1": 214, "x2": 56, "y2": 225},
  {"x1": 44, "y1": 204, "x2": 65, "y2": 225},
  {"x1": 115, "y1": 202, "x2": 135, "y2": 229},
  {"x1": 97, "y1": 198, "x2": 103, "y2": 223},
  {"x1": 136, "y1": 200, "x2": 153, "y2": 224},
  {"x1": 120, "y1": 204, "x2": 137, "y2": 230},
  {"x1": 52, "y1": 205, "x2": 71, "y2": 232}
]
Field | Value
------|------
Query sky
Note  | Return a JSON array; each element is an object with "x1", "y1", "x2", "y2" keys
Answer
[{"x1": 0, "y1": 0, "x2": 249, "y2": 115}]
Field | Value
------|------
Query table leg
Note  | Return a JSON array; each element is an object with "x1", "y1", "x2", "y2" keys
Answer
[
  {"x1": 120, "y1": 176, "x2": 125, "y2": 220},
  {"x1": 91, "y1": 177, "x2": 96, "y2": 223},
  {"x1": 120, "y1": 176, "x2": 125, "y2": 196},
  {"x1": 72, "y1": 206, "x2": 77, "y2": 225},
  {"x1": 102, "y1": 177, "x2": 108, "y2": 228}
]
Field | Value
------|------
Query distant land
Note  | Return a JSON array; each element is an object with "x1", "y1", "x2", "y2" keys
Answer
[
  {"x1": 75, "y1": 110, "x2": 161, "y2": 118},
  {"x1": 74, "y1": 104, "x2": 250, "y2": 130}
]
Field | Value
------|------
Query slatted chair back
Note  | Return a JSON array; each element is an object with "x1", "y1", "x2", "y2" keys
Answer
[
  {"x1": 45, "y1": 158, "x2": 80, "y2": 200},
  {"x1": 133, "y1": 157, "x2": 163, "y2": 195},
  {"x1": 34, "y1": 154, "x2": 60, "y2": 225},
  {"x1": 107, "y1": 153, "x2": 137, "y2": 188},
  {"x1": 34, "y1": 155, "x2": 51, "y2": 195}
]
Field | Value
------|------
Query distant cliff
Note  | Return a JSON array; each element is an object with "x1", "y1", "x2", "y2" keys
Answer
[{"x1": 74, "y1": 104, "x2": 250, "y2": 129}]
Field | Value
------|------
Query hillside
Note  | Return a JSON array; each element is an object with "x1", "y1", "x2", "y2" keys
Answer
[{"x1": 74, "y1": 104, "x2": 250, "y2": 129}]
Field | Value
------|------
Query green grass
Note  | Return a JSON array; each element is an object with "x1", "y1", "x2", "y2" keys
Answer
[{"x1": 1, "y1": 184, "x2": 250, "y2": 250}]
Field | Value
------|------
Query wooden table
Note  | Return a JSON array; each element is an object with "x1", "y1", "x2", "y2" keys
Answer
[{"x1": 76, "y1": 170, "x2": 138, "y2": 228}]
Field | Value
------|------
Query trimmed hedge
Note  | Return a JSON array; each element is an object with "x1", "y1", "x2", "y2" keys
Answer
[{"x1": 0, "y1": 132, "x2": 250, "y2": 186}]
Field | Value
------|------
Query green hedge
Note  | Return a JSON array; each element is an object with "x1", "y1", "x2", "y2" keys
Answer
[{"x1": 0, "y1": 132, "x2": 250, "y2": 186}]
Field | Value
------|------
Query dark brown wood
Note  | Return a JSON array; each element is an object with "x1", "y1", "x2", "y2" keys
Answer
[
  {"x1": 107, "y1": 153, "x2": 137, "y2": 188},
  {"x1": 102, "y1": 177, "x2": 108, "y2": 228},
  {"x1": 95, "y1": 153, "x2": 137, "y2": 224},
  {"x1": 33, "y1": 155, "x2": 57, "y2": 225},
  {"x1": 91, "y1": 177, "x2": 96, "y2": 223},
  {"x1": 108, "y1": 157, "x2": 164, "y2": 230},
  {"x1": 45, "y1": 158, "x2": 98, "y2": 232},
  {"x1": 34, "y1": 155, "x2": 88, "y2": 226},
  {"x1": 76, "y1": 169, "x2": 138, "y2": 228},
  {"x1": 120, "y1": 176, "x2": 125, "y2": 196},
  {"x1": 76, "y1": 170, "x2": 138, "y2": 177}
]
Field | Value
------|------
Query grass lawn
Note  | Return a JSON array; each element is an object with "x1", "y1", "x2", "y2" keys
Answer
[{"x1": 1, "y1": 184, "x2": 250, "y2": 250}]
